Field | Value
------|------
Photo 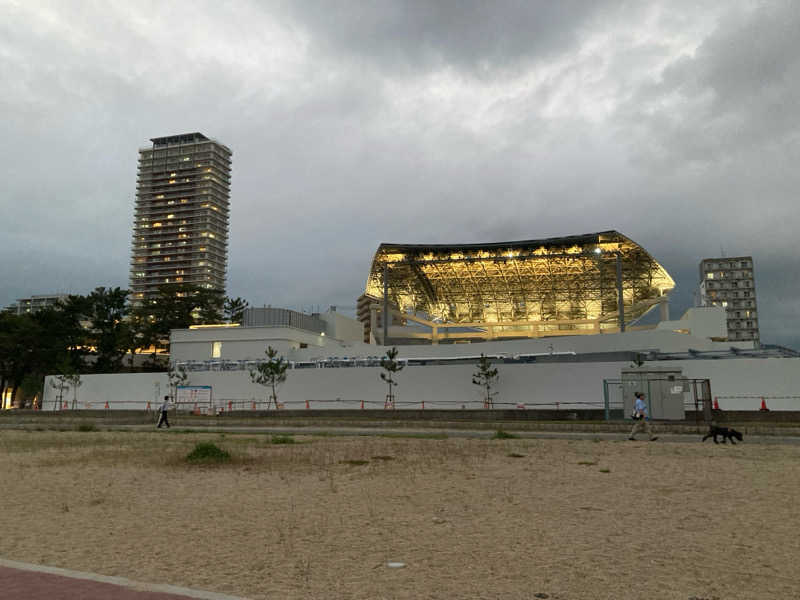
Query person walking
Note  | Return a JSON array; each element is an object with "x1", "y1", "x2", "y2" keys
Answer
[
  {"x1": 629, "y1": 391, "x2": 657, "y2": 441},
  {"x1": 156, "y1": 395, "x2": 171, "y2": 429}
]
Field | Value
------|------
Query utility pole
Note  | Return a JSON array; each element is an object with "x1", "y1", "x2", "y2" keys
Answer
[
  {"x1": 616, "y1": 252, "x2": 625, "y2": 332},
  {"x1": 383, "y1": 263, "x2": 389, "y2": 345}
]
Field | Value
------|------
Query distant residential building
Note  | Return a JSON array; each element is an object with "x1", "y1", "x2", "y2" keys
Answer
[
  {"x1": 3, "y1": 294, "x2": 69, "y2": 315},
  {"x1": 129, "y1": 132, "x2": 231, "y2": 306},
  {"x1": 698, "y1": 257, "x2": 759, "y2": 343}
]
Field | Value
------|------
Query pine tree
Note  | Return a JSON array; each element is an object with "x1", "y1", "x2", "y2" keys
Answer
[
  {"x1": 380, "y1": 347, "x2": 404, "y2": 409},
  {"x1": 249, "y1": 346, "x2": 289, "y2": 410},
  {"x1": 472, "y1": 354, "x2": 499, "y2": 409}
]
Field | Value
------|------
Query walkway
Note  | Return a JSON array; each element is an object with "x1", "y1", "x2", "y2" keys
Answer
[{"x1": 0, "y1": 559, "x2": 248, "y2": 600}]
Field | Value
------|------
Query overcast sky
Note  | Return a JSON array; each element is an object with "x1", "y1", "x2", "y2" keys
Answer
[{"x1": 1, "y1": 1, "x2": 798, "y2": 347}]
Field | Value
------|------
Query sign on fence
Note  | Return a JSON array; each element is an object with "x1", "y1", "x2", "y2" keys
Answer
[{"x1": 176, "y1": 385, "x2": 212, "y2": 407}]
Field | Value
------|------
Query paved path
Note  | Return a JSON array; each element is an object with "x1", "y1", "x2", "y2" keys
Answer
[
  {"x1": 0, "y1": 559, "x2": 248, "y2": 600},
  {"x1": 114, "y1": 424, "x2": 800, "y2": 445}
]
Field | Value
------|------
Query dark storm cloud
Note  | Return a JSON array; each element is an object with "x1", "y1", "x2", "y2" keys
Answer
[
  {"x1": 277, "y1": 0, "x2": 620, "y2": 74},
  {"x1": 1, "y1": 1, "x2": 798, "y2": 347}
]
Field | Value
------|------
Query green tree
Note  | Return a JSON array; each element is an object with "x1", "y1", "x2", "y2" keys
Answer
[
  {"x1": 49, "y1": 358, "x2": 82, "y2": 410},
  {"x1": 224, "y1": 297, "x2": 249, "y2": 324},
  {"x1": 380, "y1": 347, "x2": 404, "y2": 409},
  {"x1": 83, "y1": 287, "x2": 130, "y2": 373},
  {"x1": 249, "y1": 346, "x2": 288, "y2": 410},
  {"x1": 139, "y1": 284, "x2": 225, "y2": 354},
  {"x1": 472, "y1": 354, "x2": 499, "y2": 409}
]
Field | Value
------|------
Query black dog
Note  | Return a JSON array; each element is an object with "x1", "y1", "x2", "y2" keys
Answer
[{"x1": 702, "y1": 426, "x2": 743, "y2": 444}]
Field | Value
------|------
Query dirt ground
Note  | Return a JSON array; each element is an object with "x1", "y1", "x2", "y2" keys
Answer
[{"x1": 0, "y1": 430, "x2": 798, "y2": 600}]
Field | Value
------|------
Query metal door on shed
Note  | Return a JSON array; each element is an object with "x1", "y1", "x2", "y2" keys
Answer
[{"x1": 649, "y1": 377, "x2": 686, "y2": 420}]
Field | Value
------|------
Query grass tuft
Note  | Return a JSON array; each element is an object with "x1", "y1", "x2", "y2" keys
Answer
[
  {"x1": 508, "y1": 453, "x2": 526, "y2": 458},
  {"x1": 371, "y1": 455, "x2": 394, "y2": 461},
  {"x1": 599, "y1": 468, "x2": 611, "y2": 473},
  {"x1": 186, "y1": 442, "x2": 231, "y2": 463},
  {"x1": 492, "y1": 429, "x2": 517, "y2": 440},
  {"x1": 340, "y1": 459, "x2": 369, "y2": 466},
  {"x1": 271, "y1": 435, "x2": 296, "y2": 444},
  {"x1": 76, "y1": 423, "x2": 97, "y2": 432},
  {"x1": 577, "y1": 461, "x2": 598, "y2": 466}
]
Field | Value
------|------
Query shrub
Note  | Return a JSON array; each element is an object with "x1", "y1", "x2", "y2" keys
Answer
[
  {"x1": 186, "y1": 442, "x2": 231, "y2": 463},
  {"x1": 492, "y1": 429, "x2": 516, "y2": 440},
  {"x1": 271, "y1": 435, "x2": 295, "y2": 444}
]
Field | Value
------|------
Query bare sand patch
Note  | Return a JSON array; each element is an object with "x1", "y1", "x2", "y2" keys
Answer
[{"x1": 0, "y1": 430, "x2": 798, "y2": 599}]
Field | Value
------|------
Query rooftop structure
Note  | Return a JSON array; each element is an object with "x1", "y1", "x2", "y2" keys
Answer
[
  {"x1": 697, "y1": 256, "x2": 759, "y2": 343},
  {"x1": 129, "y1": 132, "x2": 232, "y2": 305},
  {"x1": 360, "y1": 231, "x2": 675, "y2": 343}
]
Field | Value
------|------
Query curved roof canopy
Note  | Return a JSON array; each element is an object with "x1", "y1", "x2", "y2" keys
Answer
[{"x1": 365, "y1": 231, "x2": 675, "y2": 331}]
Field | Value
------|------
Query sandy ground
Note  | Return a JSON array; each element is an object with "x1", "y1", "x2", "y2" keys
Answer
[{"x1": 0, "y1": 430, "x2": 798, "y2": 600}]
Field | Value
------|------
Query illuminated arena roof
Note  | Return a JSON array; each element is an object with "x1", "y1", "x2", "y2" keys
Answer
[{"x1": 362, "y1": 231, "x2": 675, "y2": 342}]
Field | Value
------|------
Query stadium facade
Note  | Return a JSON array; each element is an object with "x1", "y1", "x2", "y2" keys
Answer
[{"x1": 358, "y1": 231, "x2": 675, "y2": 344}]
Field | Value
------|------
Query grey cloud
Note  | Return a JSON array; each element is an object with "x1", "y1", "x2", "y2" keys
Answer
[
  {"x1": 621, "y1": 1, "x2": 800, "y2": 165},
  {"x1": 1, "y1": 1, "x2": 798, "y2": 349},
  {"x1": 276, "y1": 0, "x2": 623, "y2": 75}
]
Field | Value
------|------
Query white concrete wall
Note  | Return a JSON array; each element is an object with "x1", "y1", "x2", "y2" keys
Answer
[
  {"x1": 658, "y1": 358, "x2": 800, "y2": 411},
  {"x1": 319, "y1": 311, "x2": 364, "y2": 343},
  {"x1": 42, "y1": 372, "x2": 170, "y2": 411},
  {"x1": 657, "y1": 307, "x2": 727, "y2": 339},
  {"x1": 171, "y1": 325, "x2": 756, "y2": 365},
  {"x1": 44, "y1": 357, "x2": 800, "y2": 411}
]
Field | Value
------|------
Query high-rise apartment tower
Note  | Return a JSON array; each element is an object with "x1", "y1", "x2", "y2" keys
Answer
[
  {"x1": 698, "y1": 256, "x2": 760, "y2": 343},
  {"x1": 129, "y1": 133, "x2": 231, "y2": 305}
]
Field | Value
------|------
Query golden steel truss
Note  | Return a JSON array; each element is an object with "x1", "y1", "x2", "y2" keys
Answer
[{"x1": 365, "y1": 231, "x2": 674, "y2": 337}]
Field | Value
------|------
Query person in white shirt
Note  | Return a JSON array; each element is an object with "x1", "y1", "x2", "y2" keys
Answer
[
  {"x1": 157, "y1": 395, "x2": 171, "y2": 429},
  {"x1": 629, "y1": 391, "x2": 657, "y2": 441}
]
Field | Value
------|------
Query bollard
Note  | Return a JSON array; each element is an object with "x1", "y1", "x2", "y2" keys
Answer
[
  {"x1": 104, "y1": 401, "x2": 109, "y2": 410},
  {"x1": 251, "y1": 401, "x2": 256, "y2": 410},
  {"x1": 360, "y1": 399, "x2": 364, "y2": 410},
  {"x1": 421, "y1": 400, "x2": 425, "y2": 410},
  {"x1": 713, "y1": 397, "x2": 719, "y2": 410},
  {"x1": 228, "y1": 400, "x2": 233, "y2": 412},
  {"x1": 305, "y1": 399, "x2": 310, "y2": 410},
  {"x1": 146, "y1": 401, "x2": 151, "y2": 411}
]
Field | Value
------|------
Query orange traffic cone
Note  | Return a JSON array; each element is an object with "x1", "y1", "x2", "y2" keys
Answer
[
  {"x1": 713, "y1": 398, "x2": 720, "y2": 410},
  {"x1": 62, "y1": 401, "x2": 68, "y2": 410},
  {"x1": 104, "y1": 401, "x2": 109, "y2": 409},
  {"x1": 360, "y1": 399, "x2": 364, "y2": 410},
  {"x1": 305, "y1": 399, "x2": 310, "y2": 409},
  {"x1": 251, "y1": 401, "x2": 256, "y2": 410},
  {"x1": 760, "y1": 398, "x2": 769, "y2": 412},
  {"x1": 145, "y1": 401, "x2": 151, "y2": 411},
  {"x1": 228, "y1": 401, "x2": 233, "y2": 411},
  {"x1": 421, "y1": 400, "x2": 425, "y2": 410}
]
